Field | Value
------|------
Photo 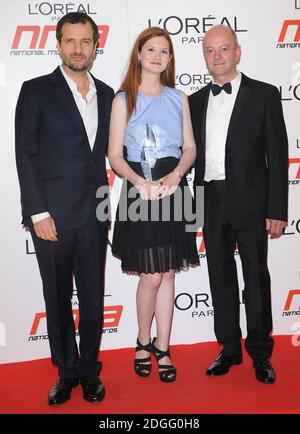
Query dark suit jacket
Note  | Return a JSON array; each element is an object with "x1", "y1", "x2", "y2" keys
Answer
[
  {"x1": 15, "y1": 66, "x2": 114, "y2": 228},
  {"x1": 189, "y1": 73, "x2": 289, "y2": 231}
]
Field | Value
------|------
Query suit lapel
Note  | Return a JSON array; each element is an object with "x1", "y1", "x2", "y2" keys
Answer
[
  {"x1": 200, "y1": 84, "x2": 211, "y2": 148},
  {"x1": 50, "y1": 67, "x2": 90, "y2": 151},
  {"x1": 92, "y1": 76, "x2": 107, "y2": 155},
  {"x1": 227, "y1": 73, "x2": 252, "y2": 137}
]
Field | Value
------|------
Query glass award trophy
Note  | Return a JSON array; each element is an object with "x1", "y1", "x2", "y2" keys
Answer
[{"x1": 140, "y1": 124, "x2": 157, "y2": 181}]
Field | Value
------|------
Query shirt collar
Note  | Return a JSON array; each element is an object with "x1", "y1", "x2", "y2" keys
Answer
[{"x1": 60, "y1": 65, "x2": 96, "y2": 95}]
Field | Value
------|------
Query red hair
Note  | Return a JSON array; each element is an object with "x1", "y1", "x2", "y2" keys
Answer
[{"x1": 119, "y1": 27, "x2": 175, "y2": 121}]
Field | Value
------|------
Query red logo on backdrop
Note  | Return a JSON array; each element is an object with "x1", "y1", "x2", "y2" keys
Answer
[
  {"x1": 12, "y1": 25, "x2": 56, "y2": 49},
  {"x1": 196, "y1": 231, "x2": 239, "y2": 256},
  {"x1": 107, "y1": 169, "x2": 116, "y2": 189},
  {"x1": 29, "y1": 305, "x2": 123, "y2": 340},
  {"x1": 196, "y1": 231, "x2": 205, "y2": 255},
  {"x1": 277, "y1": 20, "x2": 300, "y2": 47},
  {"x1": 11, "y1": 25, "x2": 109, "y2": 54},
  {"x1": 102, "y1": 306, "x2": 123, "y2": 330},
  {"x1": 288, "y1": 158, "x2": 300, "y2": 185},
  {"x1": 282, "y1": 290, "x2": 300, "y2": 316},
  {"x1": 278, "y1": 20, "x2": 300, "y2": 42}
]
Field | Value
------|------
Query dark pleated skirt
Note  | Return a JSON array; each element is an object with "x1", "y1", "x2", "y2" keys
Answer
[{"x1": 112, "y1": 157, "x2": 200, "y2": 274}]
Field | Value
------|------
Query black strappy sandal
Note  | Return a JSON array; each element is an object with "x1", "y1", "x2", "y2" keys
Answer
[
  {"x1": 134, "y1": 338, "x2": 152, "y2": 377},
  {"x1": 152, "y1": 337, "x2": 177, "y2": 383}
]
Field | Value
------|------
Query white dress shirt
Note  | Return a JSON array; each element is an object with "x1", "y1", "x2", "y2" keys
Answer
[
  {"x1": 31, "y1": 66, "x2": 98, "y2": 224},
  {"x1": 204, "y1": 72, "x2": 241, "y2": 182}
]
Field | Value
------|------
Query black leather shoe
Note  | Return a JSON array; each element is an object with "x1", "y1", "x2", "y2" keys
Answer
[
  {"x1": 48, "y1": 376, "x2": 79, "y2": 405},
  {"x1": 253, "y1": 359, "x2": 276, "y2": 384},
  {"x1": 80, "y1": 376, "x2": 105, "y2": 403},
  {"x1": 206, "y1": 353, "x2": 243, "y2": 376}
]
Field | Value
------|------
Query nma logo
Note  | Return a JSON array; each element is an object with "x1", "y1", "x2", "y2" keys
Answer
[
  {"x1": 11, "y1": 25, "x2": 109, "y2": 55},
  {"x1": 196, "y1": 231, "x2": 205, "y2": 257},
  {"x1": 289, "y1": 158, "x2": 300, "y2": 185},
  {"x1": 196, "y1": 231, "x2": 239, "y2": 257},
  {"x1": 283, "y1": 290, "x2": 300, "y2": 316},
  {"x1": 29, "y1": 305, "x2": 123, "y2": 340},
  {"x1": 107, "y1": 169, "x2": 116, "y2": 189},
  {"x1": 277, "y1": 20, "x2": 300, "y2": 48}
]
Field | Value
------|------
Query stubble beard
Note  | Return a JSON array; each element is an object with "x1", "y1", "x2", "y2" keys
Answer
[
  {"x1": 62, "y1": 54, "x2": 94, "y2": 73},
  {"x1": 63, "y1": 60, "x2": 90, "y2": 72}
]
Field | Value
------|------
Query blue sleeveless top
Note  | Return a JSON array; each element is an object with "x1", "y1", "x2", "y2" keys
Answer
[{"x1": 119, "y1": 87, "x2": 183, "y2": 162}]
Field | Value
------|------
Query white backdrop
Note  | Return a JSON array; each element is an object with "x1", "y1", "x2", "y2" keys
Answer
[{"x1": 0, "y1": 0, "x2": 299, "y2": 364}]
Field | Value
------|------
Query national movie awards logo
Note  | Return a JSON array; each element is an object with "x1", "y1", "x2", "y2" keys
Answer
[
  {"x1": 276, "y1": 19, "x2": 300, "y2": 48},
  {"x1": 196, "y1": 231, "x2": 239, "y2": 258},
  {"x1": 282, "y1": 290, "x2": 300, "y2": 317},
  {"x1": 196, "y1": 230, "x2": 206, "y2": 258},
  {"x1": 147, "y1": 14, "x2": 247, "y2": 46},
  {"x1": 28, "y1": 305, "x2": 123, "y2": 341},
  {"x1": 10, "y1": 2, "x2": 109, "y2": 56},
  {"x1": 288, "y1": 157, "x2": 300, "y2": 185},
  {"x1": 107, "y1": 168, "x2": 116, "y2": 190}
]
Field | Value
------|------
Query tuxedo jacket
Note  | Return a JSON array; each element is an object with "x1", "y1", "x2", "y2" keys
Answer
[
  {"x1": 189, "y1": 73, "x2": 288, "y2": 231},
  {"x1": 15, "y1": 67, "x2": 114, "y2": 228}
]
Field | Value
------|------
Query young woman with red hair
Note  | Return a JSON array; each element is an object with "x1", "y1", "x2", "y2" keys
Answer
[{"x1": 108, "y1": 27, "x2": 199, "y2": 383}]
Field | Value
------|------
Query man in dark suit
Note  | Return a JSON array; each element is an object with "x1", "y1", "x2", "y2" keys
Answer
[
  {"x1": 189, "y1": 25, "x2": 288, "y2": 383},
  {"x1": 15, "y1": 12, "x2": 114, "y2": 404}
]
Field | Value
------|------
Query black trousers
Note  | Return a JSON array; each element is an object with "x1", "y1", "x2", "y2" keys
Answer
[
  {"x1": 31, "y1": 214, "x2": 107, "y2": 378},
  {"x1": 203, "y1": 181, "x2": 273, "y2": 360}
]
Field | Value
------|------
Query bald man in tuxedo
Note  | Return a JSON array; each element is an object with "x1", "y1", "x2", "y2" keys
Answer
[{"x1": 189, "y1": 25, "x2": 288, "y2": 384}]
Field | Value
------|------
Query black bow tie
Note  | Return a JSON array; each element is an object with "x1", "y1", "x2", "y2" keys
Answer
[{"x1": 211, "y1": 82, "x2": 232, "y2": 96}]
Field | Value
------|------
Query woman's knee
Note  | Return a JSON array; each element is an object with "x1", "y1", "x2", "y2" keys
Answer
[
  {"x1": 162, "y1": 269, "x2": 175, "y2": 282},
  {"x1": 140, "y1": 272, "x2": 163, "y2": 290}
]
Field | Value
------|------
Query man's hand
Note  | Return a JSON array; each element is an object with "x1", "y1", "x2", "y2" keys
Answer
[
  {"x1": 33, "y1": 217, "x2": 58, "y2": 241},
  {"x1": 266, "y1": 219, "x2": 287, "y2": 239}
]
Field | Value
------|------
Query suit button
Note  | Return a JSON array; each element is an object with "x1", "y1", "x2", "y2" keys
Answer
[{"x1": 90, "y1": 159, "x2": 94, "y2": 163}]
